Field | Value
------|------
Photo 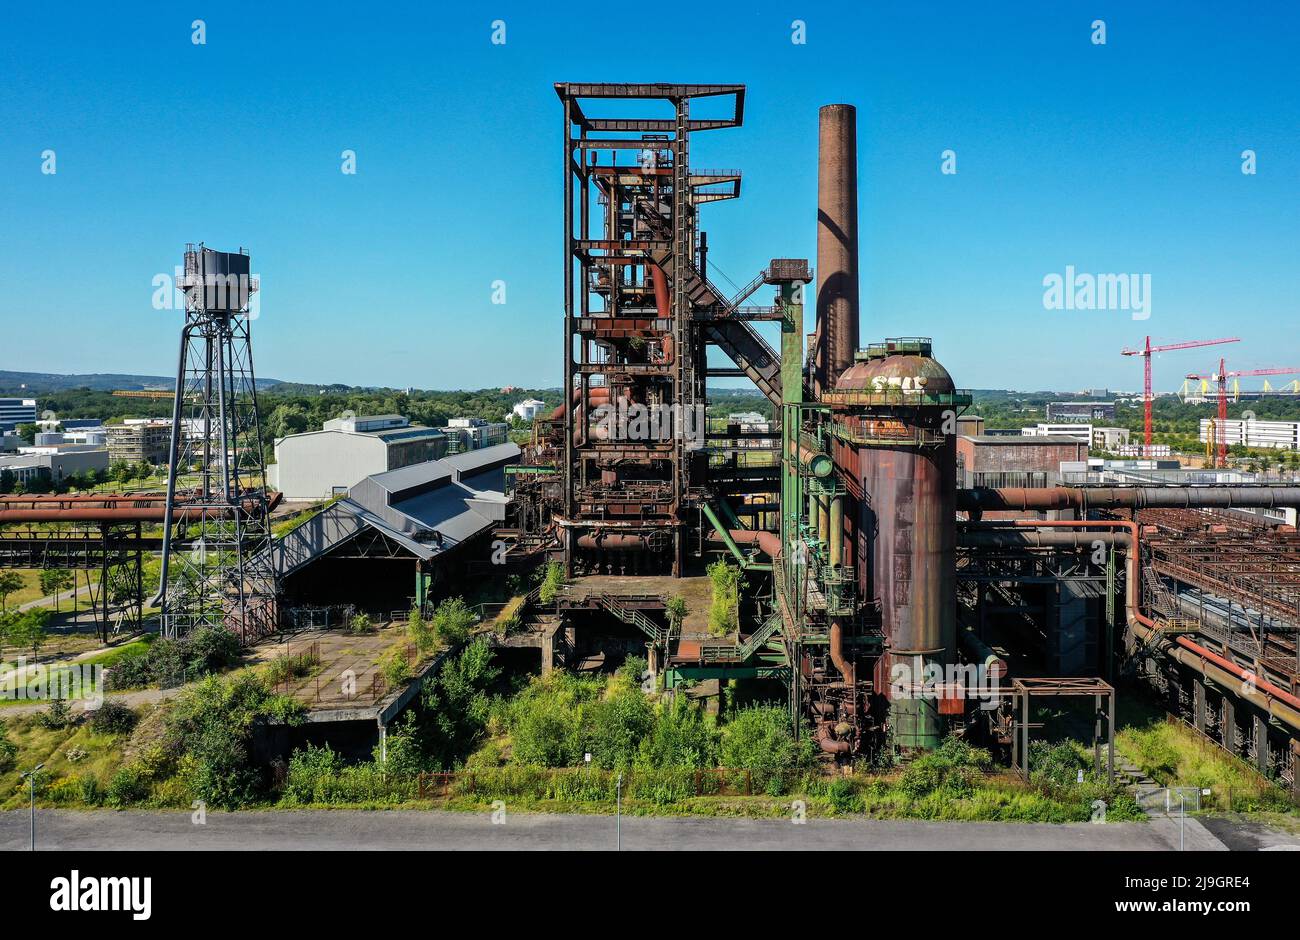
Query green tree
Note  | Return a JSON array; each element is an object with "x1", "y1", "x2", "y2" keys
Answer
[
  {"x1": 15, "y1": 423, "x2": 37, "y2": 445},
  {"x1": 0, "y1": 571, "x2": 23, "y2": 613},
  {"x1": 39, "y1": 569, "x2": 73, "y2": 612},
  {"x1": 9, "y1": 609, "x2": 50, "y2": 661}
]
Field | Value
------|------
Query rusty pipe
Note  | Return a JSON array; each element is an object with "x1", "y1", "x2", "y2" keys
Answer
[{"x1": 958, "y1": 486, "x2": 1300, "y2": 514}]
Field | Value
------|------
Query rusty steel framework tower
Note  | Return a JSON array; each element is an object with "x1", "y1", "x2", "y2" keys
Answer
[
  {"x1": 153, "y1": 243, "x2": 277, "y2": 641},
  {"x1": 554, "y1": 83, "x2": 790, "y2": 576}
]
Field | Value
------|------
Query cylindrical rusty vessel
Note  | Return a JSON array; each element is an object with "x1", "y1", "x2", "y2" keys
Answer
[
  {"x1": 837, "y1": 343, "x2": 957, "y2": 751},
  {"x1": 814, "y1": 104, "x2": 859, "y2": 397}
]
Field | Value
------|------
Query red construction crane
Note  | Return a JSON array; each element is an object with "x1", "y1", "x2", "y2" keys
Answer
[
  {"x1": 1121, "y1": 335, "x2": 1240, "y2": 454},
  {"x1": 1185, "y1": 362, "x2": 1300, "y2": 467}
]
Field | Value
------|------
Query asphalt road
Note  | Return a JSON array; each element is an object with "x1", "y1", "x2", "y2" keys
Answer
[{"x1": 4, "y1": 808, "x2": 1293, "y2": 851}]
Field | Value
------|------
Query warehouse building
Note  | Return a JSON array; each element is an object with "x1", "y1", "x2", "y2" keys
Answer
[
  {"x1": 266, "y1": 414, "x2": 448, "y2": 500},
  {"x1": 1199, "y1": 418, "x2": 1300, "y2": 451},
  {"x1": 270, "y1": 442, "x2": 520, "y2": 610},
  {"x1": 957, "y1": 433, "x2": 1089, "y2": 488},
  {"x1": 0, "y1": 446, "x2": 109, "y2": 488}
]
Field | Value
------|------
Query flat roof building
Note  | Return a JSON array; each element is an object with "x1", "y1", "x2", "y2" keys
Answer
[
  {"x1": 1046, "y1": 401, "x2": 1115, "y2": 422},
  {"x1": 267, "y1": 415, "x2": 448, "y2": 500},
  {"x1": 0, "y1": 398, "x2": 37, "y2": 433},
  {"x1": 957, "y1": 433, "x2": 1089, "y2": 488},
  {"x1": 0, "y1": 447, "x2": 109, "y2": 488},
  {"x1": 1199, "y1": 418, "x2": 1300, "y2": 451}
]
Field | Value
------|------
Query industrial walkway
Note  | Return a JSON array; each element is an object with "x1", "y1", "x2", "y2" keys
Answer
[{"x1": 4, "y1": 808, "x2": 1291, "y2": 851}]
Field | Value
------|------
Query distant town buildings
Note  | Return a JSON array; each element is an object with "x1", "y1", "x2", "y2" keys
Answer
[
  {"x1": 0, "y1": 397, "x2": 37, "y2": 432},
  {"x1": 1021, "y1": 423, "x2": 1093, "y2": 444},
  {"x1": 1046, "y1": 401, "x2": 1115, "y2": 422},
  {"x1": 106, "y1": 419, "x2": 173, "y2": 464},
  {"x1": 1091, "y1": 427, "x2": 1130, "y2": 451},
  {"x1": 1199, "y1": 418, "x2": 1300, "y2": 451},
  {"x1": 0, "y1": 447, "x2": 108, "y2": 487},
  {"x1": 267, "y1": 414, "x2": 448, "y2": 500},
  {"x1": 439, "y1": 417, "x2": 510, "y2": 452}
]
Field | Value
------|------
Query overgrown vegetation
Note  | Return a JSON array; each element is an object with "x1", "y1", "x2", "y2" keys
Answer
[
  {"x1": 538, "y1": 562, "x2": 566, "y2": 605},
  {"x1": 105, "y1": 626, "x2": 239, "y2": 690},
  {"x1": 706, "y1": 560, "x2": 742, "y2": 636}
]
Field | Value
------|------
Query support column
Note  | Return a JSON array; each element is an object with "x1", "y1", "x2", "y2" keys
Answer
[
  {"x1": 1222, "y1": 692, "x2": 1237, "y2": 754},
  {"x1": 1254, "y1": 713, "x2": 1270, "y2": 775},
  {"x1": 1193, "y1": 677, "x2": 1206, "y2": 734}
]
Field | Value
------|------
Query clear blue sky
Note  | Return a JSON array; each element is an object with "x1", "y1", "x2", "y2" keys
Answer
[{"x1": 2, "y1": 1, "x2": 1297, "y2": 393}]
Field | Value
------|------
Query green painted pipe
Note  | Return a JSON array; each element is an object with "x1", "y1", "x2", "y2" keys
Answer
[{"x1": 701, "y1": 503, "x2": 773, "y2": 572}]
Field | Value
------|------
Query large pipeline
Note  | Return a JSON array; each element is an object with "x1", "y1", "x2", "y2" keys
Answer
[
  {"x1": 958, "y1": 486, "x2": 1300, "y2": 515},
  {"x1": 0, "y1": 491, "x2": 278, "y2": 523}
]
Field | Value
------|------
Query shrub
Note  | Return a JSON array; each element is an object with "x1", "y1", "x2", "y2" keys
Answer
[
  {"x1": 431, "y1": 597, "x2": 475, "y2": 647},
  {"x1": 165, "y1": 672, "x2": 306, "y2": 808},
  {"x1": 349, "y1": 613, "x2": 374, "y2": 635},
  {"x1": 79, "y1": 773, "x2": 103, "y2": 806},
  {"x1": 88, "y1": 700, "x2": 138, "y2": 735},
  {"x1": 37, "y1": 697, "x2": 73, "y2": 730},
  {"x1": 380, "y1": 647, "x2": 413, "y2": 687},
  {"x1": 0, "y1": 725, "x2": 16, "y2": 773},
  {"x1": 107, "y1": 765, "x2": 152, "y2": 807},
  {"x1": 898, "y1": 736, "x2": 991, "y2": 799},
  {"x1": 635, "y1": 691, "x2": 718, "y2": 770},
  {"x1": 408, "y1": 606, "x2": 434, "y2": 653},
  {"x1": 105, "y1": 626, "x2": 241, "y2": 691},
  {"x1": 284, "y1": 744, "x2": 343, "y2": 804},
  {"x1": 826, "y1": 777, "x2": 865, "y2": 813},
  {"x1": 264, "y1": 651, "x2": 319, "y2": 686},
  {"x1": 720, "y1": 706, "x2": 812, "y2": 785}
]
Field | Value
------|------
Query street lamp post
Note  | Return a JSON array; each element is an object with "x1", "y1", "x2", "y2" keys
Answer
[
  {"x1": 20, "y1": 763, "x2": 44, "y2": 851},
  {"x1": 616, "y1": 772, "x2": 622, "y2": 851}
]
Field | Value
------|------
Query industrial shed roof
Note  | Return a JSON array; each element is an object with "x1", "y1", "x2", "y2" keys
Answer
[{"x1": 268, "y1": 442, "x2": 520, "y2": 578}]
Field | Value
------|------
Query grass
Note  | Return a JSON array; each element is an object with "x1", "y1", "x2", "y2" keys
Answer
[
  {"x1": 0, "y1": 709, "x2": 132, "y2": 808},
  {"x1": 0, "y1": 569, "x2": 101, "y2": 611}
]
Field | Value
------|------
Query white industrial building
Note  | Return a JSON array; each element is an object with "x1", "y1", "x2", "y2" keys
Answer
[
  {"x1": 0, "y1": 447, "x2": 109, "y2": 487},
  {"x1": 1199, "y1": 418, "x2": 1300, "y2": 451},
  {"x1": 1091, "y1": 426, "x2": 1130, "y2": 450},
  {"x1": 512, "y1": 398, "x2": 546, "y2": 421},
  {"x1": 439, "y1": 417, "x2": 509, "y2": 451},
  {"x1": 266, "y1": 414, "x2": 448, "y2": 500},
  {"x1": 1021, "y1": 423, "x2": 1093, "y2": 444}
]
